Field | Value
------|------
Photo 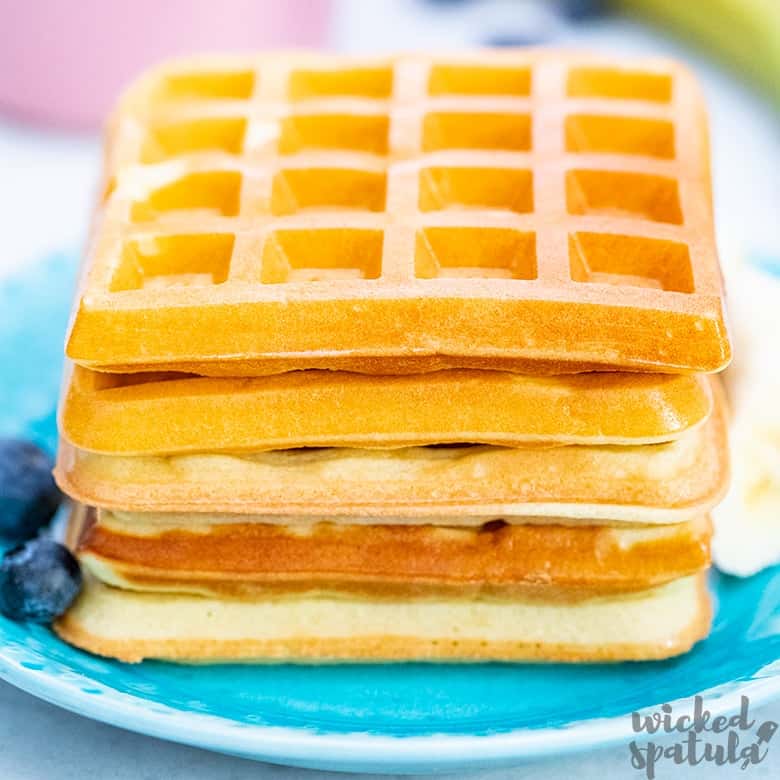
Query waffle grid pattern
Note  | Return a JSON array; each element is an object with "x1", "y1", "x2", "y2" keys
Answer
[{"x1": 96, "y1": 52, "x2": 719, "y2": 298}]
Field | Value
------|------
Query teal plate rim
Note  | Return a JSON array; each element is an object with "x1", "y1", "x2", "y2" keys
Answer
[{"x1": 0, "y1": 643, "x2": 779, "y2": 774}]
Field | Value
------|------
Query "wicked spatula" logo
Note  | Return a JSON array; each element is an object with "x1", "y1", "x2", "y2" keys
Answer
[{"x1": 629, "y1": 696, "x2": 777, "y2": 778}]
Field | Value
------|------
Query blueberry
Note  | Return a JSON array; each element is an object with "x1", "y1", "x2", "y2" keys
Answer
[
  {"x1": 0, "y1": 439, "x2": 63, "y2": 541},
  {"x1": 558, "y1": 0, "x2": 610, "y2": 21},
  {"x1": 0, "y1": 539, "x2": 82, "y2": 623}
]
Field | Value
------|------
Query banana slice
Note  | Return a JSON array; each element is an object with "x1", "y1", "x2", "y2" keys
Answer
[{"x1": 713, "y1": 261, "x2": 780, "y2": 576}]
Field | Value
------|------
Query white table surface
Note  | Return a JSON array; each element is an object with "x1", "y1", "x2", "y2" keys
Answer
[{"x1": 2, "y1": 1, "x2": 779, "y2": 777}]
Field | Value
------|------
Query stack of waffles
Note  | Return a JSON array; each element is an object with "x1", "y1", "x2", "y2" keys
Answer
[{"x1": 54, "y1": 51, "x2": 731, "y2": 663}]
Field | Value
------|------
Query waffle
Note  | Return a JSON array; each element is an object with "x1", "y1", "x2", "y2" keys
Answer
[
  {"x1": 74, "y1": 504, "x2": 710, "y2": 599},
  {"x1": 54, "y1": 388, "x2": 728, "y2": 522},
  {"x1": 65, "y1": 51, "x2": 729, "y2": 376},
  {"x1": 55, "y1": 573, "x2": 710, "y2": 663},
  {"x1": 61, "y1": 365, "x2": 712, "y2": 454}
]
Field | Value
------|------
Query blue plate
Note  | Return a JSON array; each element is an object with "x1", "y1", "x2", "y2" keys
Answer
[{"x1": 1, "y1": 254, "x2": 779, "y2": 774}]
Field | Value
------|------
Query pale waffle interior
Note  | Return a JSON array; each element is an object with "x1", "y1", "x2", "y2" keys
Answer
[{"x1": 66, "y1": 51, "x2": 729, "y2": 375}]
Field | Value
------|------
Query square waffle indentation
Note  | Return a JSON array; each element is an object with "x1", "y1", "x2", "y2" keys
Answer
[
  {"x1": 140, "y1": 118, "x2": 247, "y2": 163},
  {"x1": 422, "y1": 112, "x2": 532, "y2": 152},
  {"x1": 419, "y1": 167, "x2": 533, "y2": 213},
  {"x1": 569, "y1": 232, "x2": 693, "y2": 293},
  {"x1": 271, "y1": 168, "x2": 387, "y2": 215},
  {"x1": 130, "y1": 171, "x2": 243, "y2": 221},
  {"x1": 566, "y1": 170, "x2": 682, "y2": 224},
  {"x1": 261, "y1": 229, "x2": 383, "y2": 284},
  {"x1": 565, "y1": 115, "x2": 675, "y2": 159},
  {"x1": 428, "y1": 65, "x2": 531, "y2": 96},
  {"x1": 567, "y1": 67, "x2": 672, "y2": 103},
  {"x1": 158, "y1": 70, "x2": 256, "y2": 101},
  {"x1": 109, "y1": 234, "x2": 234, "y2": 292},
  {"x1": 288, "y1": 66, "x2": 393, "y2": 100},
  {"x1": 278, "y1": 114, "x2": 389, "y2": 155},
  {"x1": 416, "y1": 228, "x2": 537, "y2": 280}
]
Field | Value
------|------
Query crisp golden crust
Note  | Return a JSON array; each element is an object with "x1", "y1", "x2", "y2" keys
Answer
[
  {"x1": 74, "y1": 504, "x2": 711, "y2": 598},
  {"x1": 55, "y1": 390, "x2": 728, "y2": 520},
  {"x1": 54, "y1": 574, "x2": 711, "y2": 663},
  {"x1": 66, "y1": 51, "x2": 729, "y2": 376},
  {"x1": 61, "y1": 365, "x2": 713, "y2": 455}
]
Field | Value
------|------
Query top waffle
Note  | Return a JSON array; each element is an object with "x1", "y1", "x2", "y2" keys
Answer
[{"x1": 66, "y1": 50, "x2": 730, "y2": 375}]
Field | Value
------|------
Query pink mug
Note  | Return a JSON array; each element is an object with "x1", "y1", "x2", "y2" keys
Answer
[{"x1": 0, "y1": 0, "x2": 333, "y2": 129}]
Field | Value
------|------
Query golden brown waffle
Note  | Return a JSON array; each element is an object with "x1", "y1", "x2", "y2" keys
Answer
[
  {"x1": 55, "y1": 507, "x2": 711, "y2": 663},
  {"x1": 73, "y1": 504, "x2": 711, "y2": 599},
  {"x1": 55, "y1": 574, "x2": 711, "y2": 663},
  {"x1": 54, "y1": 388, "x2": 728, "y2": 522},
  {"x1": 66, "y1": 51, "x2": 729, "y2": 375},
  {"x1": 60, "y1": 364, "x2": 713, "y2": 454}
]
